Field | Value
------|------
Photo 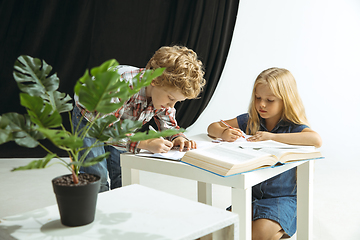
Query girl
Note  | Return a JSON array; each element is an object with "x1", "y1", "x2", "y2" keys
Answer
[{"x1": 207, "y1": 67, "x2": 322, "y2": 239}]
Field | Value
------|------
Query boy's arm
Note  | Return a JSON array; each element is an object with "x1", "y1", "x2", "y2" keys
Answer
[
  {"x1": 153, "y1": 108, "x2": 188, "y2": 141},
  {"x1": 106, "y1": 138, "x2": 140, "y2": 153},
  {"x1": 111, "y1": 108, "x2": 185, "y2": 153},
  {"x1": 137, "y1": 138, "x2": 173, "y2": 153}
]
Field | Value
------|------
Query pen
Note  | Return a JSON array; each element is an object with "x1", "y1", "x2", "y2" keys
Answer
[
  {"x1": 220, "y1": 119, "x2": 245, "y2": 138},
  {"x1": 149, "y1": 125, "x2": 189, "y2": 151},
  {"x1": 149, "y1": 125, "x2": 164, "y2": 139}
]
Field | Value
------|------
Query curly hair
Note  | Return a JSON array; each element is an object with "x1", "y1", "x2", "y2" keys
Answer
[{"x1": 146, "y1": 45, "x2": 206, "y2": 99}]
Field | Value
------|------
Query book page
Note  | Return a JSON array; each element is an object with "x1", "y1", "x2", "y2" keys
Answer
[
  {"x1": 259, "y1": 147, "x2": 319, "y2": 160},
  {"x1": 136, "y1": 140, "x2": 214, "y2": 161},
  {"x1": 187, "y1": 143, "x2": 271, "y2": 165},
  {"x1": 136, "y1": 149, "x2": 186, "y2": 161},
  {"x1": 238, "y1": 140, "x2": 315, "y2": 150}
]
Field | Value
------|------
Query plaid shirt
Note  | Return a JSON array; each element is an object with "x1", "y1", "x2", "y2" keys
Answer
[{"x1": 75, "y1": 65, "x2": 186, "y2": 153}]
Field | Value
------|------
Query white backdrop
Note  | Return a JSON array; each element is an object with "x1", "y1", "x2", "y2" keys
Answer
[{"x1": 186, "y1": 0, "x2": 360, "y2": 239}]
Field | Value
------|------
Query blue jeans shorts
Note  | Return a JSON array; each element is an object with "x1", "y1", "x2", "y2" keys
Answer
[
  {"x1": 72, "y1": 105, "x2": 126, "y2": 192},
  {"x1": 252, "y1": 168, "x2": 297, "y2": 236}
]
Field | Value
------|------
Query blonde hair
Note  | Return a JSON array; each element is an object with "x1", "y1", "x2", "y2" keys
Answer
[
  {"x1": 247, "y1": 67, "x2": 309, "y2": 134},
  {"x1": 146, "y1": 45, "x2": 206, "y2": 99}
]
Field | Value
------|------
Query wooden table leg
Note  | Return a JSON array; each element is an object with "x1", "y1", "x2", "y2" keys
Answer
[
  {"x1": 297, "y1": 160, "x2": 314, "y2": 240},
  {"x1": 198, "y1": 181, "x2": 212, "y2": 205},
  {"x1": 213, "y1": 222, "x2": 239, "y2": 240},
  {"x1": 122, "y1": 167, "x2": 140, "y2": 186},
  {"x1": 232, "y1": 187, "x2": 252, "y2": 240}
]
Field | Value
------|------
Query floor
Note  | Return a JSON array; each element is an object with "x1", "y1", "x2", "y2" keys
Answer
[{"x1": 0, "y1": 157, "x2": 358, "y2": 240}]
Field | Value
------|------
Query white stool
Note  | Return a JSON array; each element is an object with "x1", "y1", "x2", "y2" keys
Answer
[{"x1": 0, "y1": 184, "x2": 239, "y2": 240}]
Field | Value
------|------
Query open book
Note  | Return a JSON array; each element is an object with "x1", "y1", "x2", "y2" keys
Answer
[
  {"x1": 135, "y1": 141, "x2": 212, "y2": 161},
  {"x1": 180, "y1": 140, "x2": 323, "y2": 177}
]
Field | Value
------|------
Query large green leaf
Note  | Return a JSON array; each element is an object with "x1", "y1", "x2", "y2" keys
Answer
[
  {"x1": 1, "y1": 113, "x2": 44, "y2": 148},
  {"x1": 12, "y1": 153, "x2": 57, "y2": 171},
  {"x1": 70, "y1": 152, "x2": 110, "y2": 168},
  {"x1": 78, "y1": 70, "x2": 127, "y2": 113},
  {"x1": 103, "y1": 119, "x2": 143, "y2": 141},
  {"x1": 130, "y1": 68, "x2": 165, "y2": 95},
  {"x1": 90, "y1": 59, "x2": 119, "y2": 77},
  {"x1": 76, "y1": 65, "x2": 165, "y2": 115},
  {"x1": 0, "y1": 116, "x2": 13, "y2": 144},
  {"x1": 38, "y1": 128, "x2": 83, "y2": 150},
  {"x1": 74, "y1": 70, "x2": 90, "y2": 97},
  {"x1": 52, "y1": 91, "x2": 73, "y2": 113},
  {"x1": 13, "y1": 55, "x2": 72, "y2": 114},
  {"x1": 86, "y1": 115, "x2": 118, "y2": 141},
  {"x1": 7, "y1": 56, "x2": 170, "y2": 175},
  {"x1": 13, "y1": 55, "x2": 59, "y2": 96},
  {"x1": 0, "y1": 129, "x2": 12, "y2": 144},
  {"x1": 74, "y1": 59, "x2": 119, "y2": 98},
  {"x1": 129, "y1": 128, "x2": 186, "y2": 142},
  {"x1": 103, "y1": 119, "x2": 184, "y2": 143},
  {"x1": 20, "y1": 93, "x2": 62, "y2": 128}
]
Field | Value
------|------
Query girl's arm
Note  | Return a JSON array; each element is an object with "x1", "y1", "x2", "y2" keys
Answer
[
  {"x1": 248, "y1": 128, "x2": 322, "y2": 148},
  {"x1": 207, "y1": 118, "x2": 243, "y2": 142}
]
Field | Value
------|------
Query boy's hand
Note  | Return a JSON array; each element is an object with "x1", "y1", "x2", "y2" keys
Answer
[
  {"x1": 247, "y1": 131, "x2": 273, "y2": 142},
  {"x1": 172, "y1": 137, "x2": 197, "y2": 151},
  {"x1": 140, "y1": 138, "x2": 173, "y2": 153},
  {"x1": 221, "y1": 128, "x2": 243, "y2": 142}
]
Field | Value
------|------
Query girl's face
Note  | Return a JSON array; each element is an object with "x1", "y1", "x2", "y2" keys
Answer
[
  {"x1": 147, "y1": 83, "x2": 187, "y2": 109},
  {"x1": 255, "y1": 83, "x2": 284, "y2": 123}
]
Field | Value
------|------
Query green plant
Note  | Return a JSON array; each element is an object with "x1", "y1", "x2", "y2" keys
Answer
[{"x1": 0, "y1": 55, "x2": 184, "y2": 183}]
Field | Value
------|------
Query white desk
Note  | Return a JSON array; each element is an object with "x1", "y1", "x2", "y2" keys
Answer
[
  {"x1": 121, "y1": 155, "x2": 314, "y2": 240},
  {"x1": 0, "y1": 184, "x2": 239, "y2": 240}
]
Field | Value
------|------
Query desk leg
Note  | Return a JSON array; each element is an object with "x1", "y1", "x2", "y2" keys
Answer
[
  {"x1": 122, "y1": 167, "x2": 140, "y2": 186},
  {"x1": 232, "y1": 187, "x2": 251, "y2": 240},
  {"x1": 197, "y1": 182, "x2": 212, "y2": 205},
  {"x1": 297, "y1": 161, "x2": 314, "y2": 240},
  {"x1": 212, "y1": 222, "x2": 238, "y2": 240}
]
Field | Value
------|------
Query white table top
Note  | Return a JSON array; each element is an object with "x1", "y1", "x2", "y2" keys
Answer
[{"x1": 0, "y1": 184, "x2": 238, "y2": 240}]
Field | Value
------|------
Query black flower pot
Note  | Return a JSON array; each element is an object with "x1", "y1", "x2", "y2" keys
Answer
[{"x1": 52, "y1": 173, "x2": 101, "y2": 227}]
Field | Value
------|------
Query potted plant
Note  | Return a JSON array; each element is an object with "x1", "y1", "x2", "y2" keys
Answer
[{"x1": 0, "y1": 55, "x2": 183, "y2": 227}]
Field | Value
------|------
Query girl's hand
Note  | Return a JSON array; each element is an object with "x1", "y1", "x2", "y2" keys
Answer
[
  {"x1": 172, "y1": 137, "x2": 197, "y2": 151},
  {"x1": 141, "y1": 138, "x2": 173, "y2": 153},
  {"x1": 247, "y1": 131, "x2": 273, "y2": 142},
  {"x1": 221, "y1": 128, "x2": 244, "y2": 142}
]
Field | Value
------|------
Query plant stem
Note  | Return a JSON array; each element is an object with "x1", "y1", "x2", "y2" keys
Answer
[
  {"x1": 80, "y1": 112, "x2": 101, "y2": 139},
  {"x1": 38, "y1": 141, "x2": 55, "y2": 155},
  {"x1": 69, "y1": 156, "x2": 79, "y2": 184}
]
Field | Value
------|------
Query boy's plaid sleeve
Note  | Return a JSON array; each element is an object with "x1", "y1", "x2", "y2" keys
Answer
[
  {"x1": 153, "y1": 108, "x2": 188, "y2": 141},
  {"x1": 107, "y1": 138, "x2": 141, "y2": 154}
]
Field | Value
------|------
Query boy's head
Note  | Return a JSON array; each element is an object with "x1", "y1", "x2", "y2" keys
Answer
[{"x1": 146, "y1": 45, "x2": 206, "y2": 99}]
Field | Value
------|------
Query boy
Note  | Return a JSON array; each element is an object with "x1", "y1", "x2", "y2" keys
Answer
[{"x1": 72, "y1": 45, "x2": 206, "y2": 192}]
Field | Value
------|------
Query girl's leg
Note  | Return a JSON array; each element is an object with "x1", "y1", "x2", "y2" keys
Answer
[{"x1": 252, "y1": 218, "x2": 284, "y2": 240}]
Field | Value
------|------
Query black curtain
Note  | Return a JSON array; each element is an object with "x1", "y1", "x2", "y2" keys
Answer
[{"x1": 0, "y1": 0, "x2": 239, "y2": 157}]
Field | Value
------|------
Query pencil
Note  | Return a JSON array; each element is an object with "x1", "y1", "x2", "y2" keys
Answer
[
  {"x1": 149, "y1": 125, "x2": 164, "y2": 140},
  {"x1": 149, "y1": 125, "x2": 189, "y2": 150},
  {"x1": 220, "y1": 120, "x2": 245, "y2": 138}
]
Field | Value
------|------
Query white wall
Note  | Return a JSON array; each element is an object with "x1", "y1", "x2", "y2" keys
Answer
[{"x1": 186, "y1": 0, "x2": 360, "y2": 239}]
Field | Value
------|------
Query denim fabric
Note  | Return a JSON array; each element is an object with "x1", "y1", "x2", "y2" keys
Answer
[
  {"x1": 252, "y1": 168, "x2": 297, "y2": 236},
  {"x1": 72, "y1": 106, "x2": 125, "y2": 192},
  {"x1": 236, "y1": 113, "x2": 308, "y2": 236}
]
